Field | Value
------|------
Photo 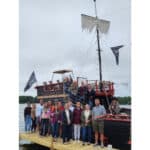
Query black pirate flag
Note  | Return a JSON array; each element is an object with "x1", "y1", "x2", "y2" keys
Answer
[
  {"x1": 24, "y1": 71, "x2": 37, "y2": 92},
  {"x1": 111, "y1": 45, "x2": 124, "y2": 65}
]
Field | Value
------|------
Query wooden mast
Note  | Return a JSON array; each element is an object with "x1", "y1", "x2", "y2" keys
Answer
[{"x1": 93, "y1": 0, "x2": 102, "y2": 90}]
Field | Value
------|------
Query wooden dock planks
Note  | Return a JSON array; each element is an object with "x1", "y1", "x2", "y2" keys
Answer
[{"x1": 19, "y1": 133, "x2": 118, "y2": 150}]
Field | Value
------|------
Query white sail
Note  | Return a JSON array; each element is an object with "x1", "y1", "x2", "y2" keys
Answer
[{"x1": 81, "y1": 14, "x2": 110, "y2": 33}]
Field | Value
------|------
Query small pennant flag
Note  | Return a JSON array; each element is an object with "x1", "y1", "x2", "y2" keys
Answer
[
  {"x1": 111, "y1": 45, "x2": 124, "y2": 65},
  {"x1": 24, "y1": 71, "x2": 37, "y2": 92}
]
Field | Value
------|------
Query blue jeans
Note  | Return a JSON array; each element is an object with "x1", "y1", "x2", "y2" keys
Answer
[
  {"x1": 51, "y1": 122, "x2": 59, "y2": 138},
  {"x1": 82, "y1": 126, "x2": 92, "y2": 143},
  {"x1": 40, "y1": 119, "x2": 49, "y2": 136},
  {"x1": 25, "y1": 115, "x2": 32, "y2": 132}
]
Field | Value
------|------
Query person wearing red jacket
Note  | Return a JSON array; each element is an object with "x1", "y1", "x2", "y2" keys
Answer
[{"x1": 73, "y1": 101, "x2": 82, "y2": 142}]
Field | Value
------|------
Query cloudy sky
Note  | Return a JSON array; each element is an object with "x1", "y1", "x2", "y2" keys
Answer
[{"x1": 19, "y1": 0, "x2": 131, "y2": 97}]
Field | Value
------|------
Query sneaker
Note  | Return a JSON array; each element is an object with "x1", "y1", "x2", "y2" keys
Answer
[
  {"x1": 77, "y1": 140, "x2": 80, "y2": 143},
  {"x1": 87, "y1": 142, "x2": 91, "y2": 145},
  {"x1": 82, "y1": 142, "x2": 85, "y2": 146},
  {"x1": 93, "y1": 143, "x2": 99, "y2": 147},
  {"x1": 100, "y1": 143, "x2": 104, "y2": 148}
]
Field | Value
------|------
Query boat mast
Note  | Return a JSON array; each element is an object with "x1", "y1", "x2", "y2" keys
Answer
[{"x1": 93, "y1": 0, "x2": 102, "y2": 90}]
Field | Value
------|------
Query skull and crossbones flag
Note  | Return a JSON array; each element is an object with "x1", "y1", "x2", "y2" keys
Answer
[{"x1": 111, "y1": 45, "x2": 124, "y2": 65}]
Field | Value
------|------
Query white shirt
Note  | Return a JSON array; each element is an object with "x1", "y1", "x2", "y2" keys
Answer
[
  {"x1": 84, "y1": 110, "x2": 90, "y2": 121},
  {"x1": 69, "y1": 106, "x2": 74, "y2": 112},
  {"x1": 65, "y1": 109, "x2": 70, "y2": 124},
  {"x1": 36, "y1": 104, "x2": 43, "y2": 117}
]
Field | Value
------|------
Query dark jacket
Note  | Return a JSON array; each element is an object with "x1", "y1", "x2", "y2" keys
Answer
[
  {"x1": 62, "y1": 109, "x2": 73, "y2": 125},
  {"x1": 81, "y1": 110, "x2": 92, "y2": 127},
  {"x1": 73, "y1": 108, "x2": 82, "y2": 124},
  {"x1": 24, "y1": 106, "x2": 32, "y2": 119}
]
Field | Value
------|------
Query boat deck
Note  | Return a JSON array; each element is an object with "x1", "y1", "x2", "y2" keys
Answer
[{"x1": 19, "y1": 133, "x2": 118, "y2": 150}]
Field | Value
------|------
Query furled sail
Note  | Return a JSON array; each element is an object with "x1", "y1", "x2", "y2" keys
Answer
[{"x1": 81, "y1": 14, "x2": 110, "y2": 33}]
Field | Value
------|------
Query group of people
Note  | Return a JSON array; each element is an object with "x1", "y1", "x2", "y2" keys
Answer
[{"x1": 24, "y1": 97, "x2": 120, "y2": 148}]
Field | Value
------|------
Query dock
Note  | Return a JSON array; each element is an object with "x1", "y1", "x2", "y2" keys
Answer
[{"x1": 19, "y1": 133, "x2": 118, "y2": 150}]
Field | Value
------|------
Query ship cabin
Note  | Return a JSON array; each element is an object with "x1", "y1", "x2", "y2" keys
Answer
[{"x1": 35, "y1": 69, "x2": 114, "y2": 106}]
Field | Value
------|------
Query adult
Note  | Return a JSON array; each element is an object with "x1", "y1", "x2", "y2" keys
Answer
[
  {"x1": 24, "y1": 101, "x2": 32, "y2": 133},
  {"x1": 77, "y1": 82, "x2": 88, "y2": 104},
  {"x1": 68, "y1": 99, "x2": 74, "y2": 112},
  {"x1": 50, "y1": 104, "x2": 60, "y2": 141},
  {"x1": 62, "y1": 103, "x2": 73, "y2": 144},
  {"x1": 109, "y1": 98, "x2": 120, "y2": 115},
  {"x1": 73, "y1": 101, "x2": 82, "y2": 143},
  {"x1": 31, "y1": 103, "x2": 36, "y2": 132},
  {"x1": 92, "y1": 98, "x2": 106, "y2": 148},
  {"x1": 81, "y1": 104, "x2": 92, "y2": 145},
  {"x1": 36, "y1": 99, "x2": 44, "y2": 132},
  {"x1": 40, "y1": 102, "x2": 49, "y2": 136},
  {"x1": 57, "y1": 101, "x2": 64, "y2": 137},
  {"x1": 86, "y1": 84, "x2": 95, "y2": 108}
]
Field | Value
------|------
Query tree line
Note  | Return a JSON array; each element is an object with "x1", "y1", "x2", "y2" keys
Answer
[{"x1": 19, "y1": 95, "x2": 131, "y2": 105}]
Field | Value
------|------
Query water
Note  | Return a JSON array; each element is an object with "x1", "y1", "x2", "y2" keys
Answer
[
  {"x1": 19, "y1": 104, "x2": 131, "y2": 150},
  {"x1": 19, "y1": 104, "x2": 49, "y2": 150}
]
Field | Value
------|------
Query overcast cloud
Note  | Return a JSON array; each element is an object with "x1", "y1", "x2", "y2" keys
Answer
[{"x1": 19, "y1": 0, "x2": 131, "y2": 97}]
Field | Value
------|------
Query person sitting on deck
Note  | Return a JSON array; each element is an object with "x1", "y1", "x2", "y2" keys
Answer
[
  {"x1": 40, "y1": 102, "x2": 50, "y2": 136},
  {"x1": 73, "y1": 101, "x2": 82, "y2": 143},
  {"x1": 62, "y1": 103, "x2": 73, "y2": 144},
  {"x1": 109, "y1": 98, "x2": 120, "y2": 115},
  {"x1": 63, "y1": 76, "x2": 73, "y2": 94},
  {"x1": 92, "y1": 98, "x2": 106, "y2": 148},
  {"x1": 86, "y1": 84, "x2": 95, "y2": 108},
  {"x1": 24, "y1": 101, "x2": 32, "y2": 133},
  {"x1": 77, "y1": 81, "x2": 88, "y2": 104},
  {"x1": 81, "y1": 104, "x2": 92, "y2": 146}
]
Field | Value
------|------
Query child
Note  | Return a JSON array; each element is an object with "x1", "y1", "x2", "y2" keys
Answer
[
  {"x1": 73, "y1": 101, "x2": 82, "y2": 142},
  {"x1": 31, "y1": 103, "x2": 36, "y2": 132},
  {"x1": 81, "y1": 104, "x2": 92, "y2": 145},
  {"x1": 40, "y1": 102, "x2": 50, "y2": 136},
  {"x1": 24, "y1": 102, "x2": 32, "y2": 133}
]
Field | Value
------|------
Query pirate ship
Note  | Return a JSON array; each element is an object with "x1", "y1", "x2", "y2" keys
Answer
[{"x1": 35, "y1": 0, "x2": 131, "y2": 149}]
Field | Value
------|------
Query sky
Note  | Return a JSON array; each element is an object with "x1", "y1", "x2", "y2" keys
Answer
[{"x1": 19, "y1": 0, "x2": 131, "y2": 97}]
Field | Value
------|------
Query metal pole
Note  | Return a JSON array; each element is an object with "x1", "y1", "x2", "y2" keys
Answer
[{"x1": 93, "y1": 0, "x2": 102, "y2": 90}]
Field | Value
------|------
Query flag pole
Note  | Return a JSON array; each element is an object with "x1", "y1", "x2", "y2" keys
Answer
[{"x1": 93, "y1": 0, "x2": 103, "y2": 90}]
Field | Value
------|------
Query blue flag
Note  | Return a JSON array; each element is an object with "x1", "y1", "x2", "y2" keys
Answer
[
  {"x1": 24, "y1": 71, "x2": 37, "y2": 92},
  {"x1": 111, "y1": 45, "x2": 124, "y2": 65}
]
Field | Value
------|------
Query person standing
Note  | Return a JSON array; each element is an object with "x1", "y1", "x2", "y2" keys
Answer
[
  {"x1": 31, "y1": 103, "x2": 36, "y2": 132},
  {"x1": 57, "y1": 101, "x2": 64, "y2": 138},
  {"x1": 81, "y1": 104, "x2": 92, "y2": 145},
  {"x1": 68, "y1": 100, "x2": 74, "y2": 112},
  {"x1": 40, "y1": 102, "x2": 50, "y2": 136},
  {"x1": 62, "y1": 103, "x2": 73, "y2": 144},
  {"x1": 36, "y1": 99, "x2": 44, "y2": 132},
  {"x1": 24, "y1": 101, "x2": 32, "y2": 133},
  {"x1": 92, "y1": 98, "x2": 106, "y2": 148},
  {"x1": 50, "y1": 104, "x2": 60, "y2": 141},
  {"x1": 73, "y1": 101, "x2": 82, "y2": 143}
]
